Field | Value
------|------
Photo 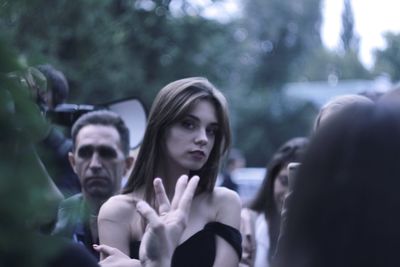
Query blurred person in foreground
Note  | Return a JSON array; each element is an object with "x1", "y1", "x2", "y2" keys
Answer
[
  {"x1": 313, "y1": 94, "x2": 374, "y2": 131},
  {"x1": 275, "y1": 102, "x2": 400, "y2": 267},
  {"x1": 267, "y1": 94, "x2": 374, "y2": 266},
  {"x1": 240, "y1": 137, "x2": 308, "y2": 267}
]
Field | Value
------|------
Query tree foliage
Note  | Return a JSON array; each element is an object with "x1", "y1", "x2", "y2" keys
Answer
[
  {"x1": 240, "y1": 0, "x2": 323, "y2": 90},
  {"x1": 1, "y1": 0, "x2": 327, "y2": 165},
  {"x1": 289, "y1": 0, "x2": 369, "y2": 82},
  {"x1": 0, "y1": 36, "x2": 62, "y2": 267},
  {"x1": 341, "y1": 0, "x2": 358, "y2": 52},
  {"x1": 1, "y1": 0, "x2": 245, "y2": 106},
  {"x1": 373, "y1": 32, "x2": 400, "y2": 82}
]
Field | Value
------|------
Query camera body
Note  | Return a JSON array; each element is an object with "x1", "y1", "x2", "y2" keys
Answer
[
  {"x1": 46, "y1": 98, "x2": 147, "y2": 150},
  {"x1": 46, "y1": 103, "x2": 98, "y2": 127}
]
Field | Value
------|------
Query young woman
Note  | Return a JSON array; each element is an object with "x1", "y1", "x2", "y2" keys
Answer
[{"x1": 98, "y1": 77, "x2": 242, "y2": 267}]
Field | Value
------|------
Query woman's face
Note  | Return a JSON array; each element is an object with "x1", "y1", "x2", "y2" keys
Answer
[
  {"x1": 273, "y1": 164, "x2": 289, "y2": 213},
  {"x1": 164, "y1": 99, "x2": 219, "y2": 173}
]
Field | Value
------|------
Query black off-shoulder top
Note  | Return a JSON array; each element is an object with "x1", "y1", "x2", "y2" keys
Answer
[{"x1": 130, "y1": 221, "x2": 242, "y2": 267}]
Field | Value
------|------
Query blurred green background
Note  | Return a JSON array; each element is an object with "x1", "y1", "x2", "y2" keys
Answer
[{"x1": 2, "y1": 0, "x2": 399, "y2": 166}]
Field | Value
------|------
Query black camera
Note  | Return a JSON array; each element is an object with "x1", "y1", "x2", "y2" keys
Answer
[
  {"x1": 46, "y1": 98, "x2": 147, "y2": 149},
  {"x1": 46, "y1": 103, "x2": 98, "y2": 127}
]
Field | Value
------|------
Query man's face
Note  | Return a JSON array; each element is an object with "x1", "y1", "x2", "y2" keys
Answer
[{"x1": 69, "y1": 125, "x2": 131, "y2": 199}]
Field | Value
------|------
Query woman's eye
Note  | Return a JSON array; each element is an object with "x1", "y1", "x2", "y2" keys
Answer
[
  {"x1": 278, "y1": 175, "x2": 289, "y2": 186},
  {"x1": 181, "y1": 120, "x2": 196, "y2": 129},
  {"x1": 206, "y1": 126, "x2": 218, "y2": 136}
]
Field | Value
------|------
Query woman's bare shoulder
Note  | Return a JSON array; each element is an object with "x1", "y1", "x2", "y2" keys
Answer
[
  {"x1": 212, "y1": 186, "x2": 242, "y2": 206},
  {"x1": 208, "y1": 187, "x2": 242, "y2": 227},
  {"x1": 99, "y1": 193, "x2": 138, "y2": 221}
]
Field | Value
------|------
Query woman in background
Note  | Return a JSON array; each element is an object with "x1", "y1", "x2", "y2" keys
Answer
[{"x1": 241, "y1": 137, "x2": 308, "y2": 267}]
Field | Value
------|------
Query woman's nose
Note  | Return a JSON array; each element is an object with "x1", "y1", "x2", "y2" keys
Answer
[{"x1": 194, "y1": 128, "x2": 208, "y2": 146}]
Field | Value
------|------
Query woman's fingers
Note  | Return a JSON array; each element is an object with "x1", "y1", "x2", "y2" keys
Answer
[
  {"x1": 178, "y1": 176, "x2": 199, "y2": 214},
  {"x1": 136, "y1": 201, "x2": 164, "y2": 233},
  {"x1": 93, "y1": 244, "x2": 120, "y2": 257},
  {"x1": 153, "y1": 178, "x2": 170, "y2": 215},
  {"x1": 170, "y1": 175, "x2": 188, "y2": 209}
]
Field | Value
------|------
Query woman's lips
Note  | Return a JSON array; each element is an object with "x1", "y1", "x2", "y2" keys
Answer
[{"x1": 189, "y1": 150, "x2": 206, "y2": 160}]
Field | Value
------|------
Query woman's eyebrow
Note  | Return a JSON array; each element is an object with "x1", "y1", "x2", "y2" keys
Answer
[
  {"x1": 185, "y1": 114, "x2": 219, "y2": 125},
  {"x1": 185, "y1": 114, "x2": 199, "y2": 121}
]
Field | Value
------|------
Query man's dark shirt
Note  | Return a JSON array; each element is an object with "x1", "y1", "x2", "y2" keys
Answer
[{"x1": 52, "y1": 193, "x2": 99, "y2": 260}]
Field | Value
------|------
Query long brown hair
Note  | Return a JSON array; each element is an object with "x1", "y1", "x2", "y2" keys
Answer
[
  {"x1": 123, "y1": 77, "x2": 231, "y2": 205},
  {"x1": 249, "y1": 137, "x2": 308, "y2": 262}
]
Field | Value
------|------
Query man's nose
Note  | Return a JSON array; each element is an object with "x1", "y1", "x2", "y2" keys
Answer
[{"x1": 89, "y1": 152, "x2": 102, "y2": 169}]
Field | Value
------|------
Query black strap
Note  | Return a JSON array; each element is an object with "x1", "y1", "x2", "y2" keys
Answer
[{"x1": 204, "y1": 222, "x2": 242, "y2": 260}]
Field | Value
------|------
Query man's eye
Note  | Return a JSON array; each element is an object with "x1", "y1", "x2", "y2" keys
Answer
[
  {"x1": 77, "y1": 146, "x2": 93, "y2": 158},
  {"x1": 98, "y1": 147, "x2": 117, "y2": 159}
]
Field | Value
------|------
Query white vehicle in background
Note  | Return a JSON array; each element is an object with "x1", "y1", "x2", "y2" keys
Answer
[{"x1": 232, "y1": 167, "x2": 266, "y2": 204}]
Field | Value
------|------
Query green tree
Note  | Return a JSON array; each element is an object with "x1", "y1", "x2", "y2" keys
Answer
[
  {"x1": 373, "y1": 32, "x2": 400, "y2": 82},
  {"x1": 341, "y1": 0, "x2": 358, "y2": 52},
  {"x1": 241, "y1": 0, "x2": 323, "y2": 89},
  {"x1": 0, "y1": 0, "x2": 244, "y2": 106},
  {"x1": 291, "y1": 0, "x2": 370, "y2": 82},
  {"x1": 226, "y1": 0, "x2": 322, "y2": 165},
  {"x1": 228, "y1": 89, "x2": 317, "y2": 166},
  {"x1": 1, "y1": 0, "x2": 332, "y2": 166},
  {"x1": 0, "y1": 7, "x2": 62, "y2": 265},
  {"x1": 292, "y1": 46, "x2": 371, "y2": 81}
]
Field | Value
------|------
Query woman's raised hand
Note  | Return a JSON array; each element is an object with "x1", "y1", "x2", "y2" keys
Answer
[{"x1": 137, "y1": 175, "x2": 200, "y2": 267}]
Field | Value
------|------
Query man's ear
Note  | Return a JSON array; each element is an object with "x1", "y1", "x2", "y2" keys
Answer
[
  {"x1": 68, "y1": 151, "x2": 78, "y2": 174},
  {"x1": 123, "y1": 156, "x2": 135, "y2": 176}
]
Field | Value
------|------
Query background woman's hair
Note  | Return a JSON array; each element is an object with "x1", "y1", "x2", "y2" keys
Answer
[{"x1": 249, "y1": 136, "x2": 308, "y2": 262}]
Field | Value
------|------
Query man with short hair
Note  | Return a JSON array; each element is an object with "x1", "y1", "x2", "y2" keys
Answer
[{"x1": 53, "y1": 110, "x2": 134, "y2": 259}]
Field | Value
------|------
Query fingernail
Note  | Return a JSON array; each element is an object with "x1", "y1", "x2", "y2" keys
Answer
[
  {"x1": 153, "y1": 177, "x2": 162, "y2": 185},
  {"x1": 93, "y1": 244, "x2": 98, "y2": 248}
]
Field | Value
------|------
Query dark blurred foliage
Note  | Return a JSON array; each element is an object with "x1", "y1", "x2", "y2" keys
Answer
[
  {"x1": 1, "y1": 0, "x2": 386, "y2": 166},
  {"x1": 1, "y1": 0, "x2": 246, "y2": 107},
  {"x1": 0, "y1": 36, "x2": 61, "y2": 267}
]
